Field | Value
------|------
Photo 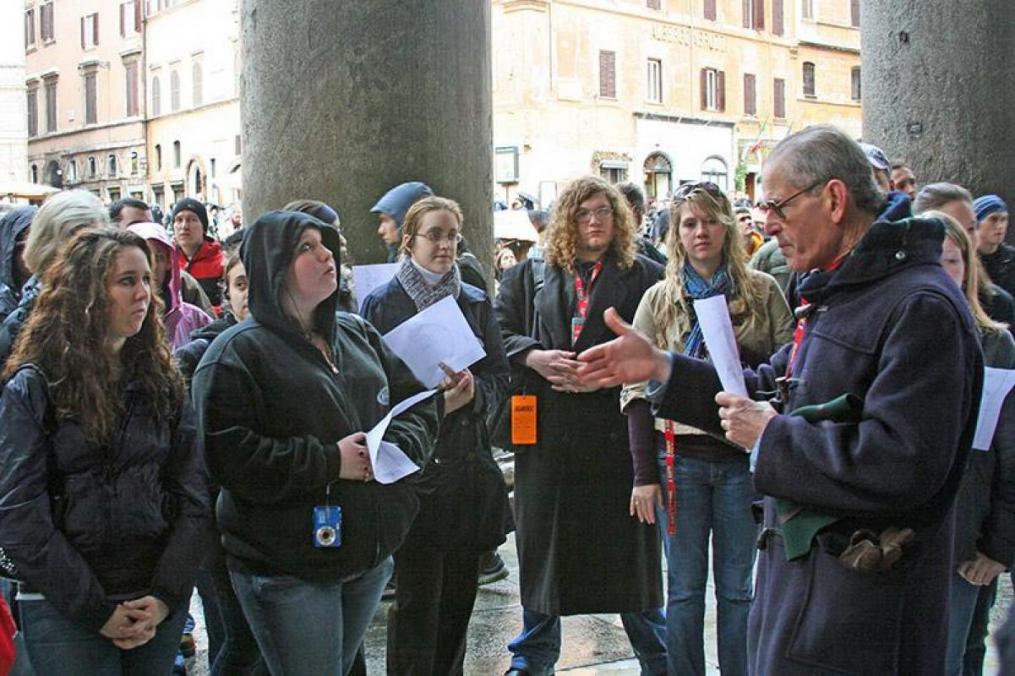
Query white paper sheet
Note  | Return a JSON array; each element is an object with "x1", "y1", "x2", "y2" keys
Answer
[
  {"x1": 972, "y1": 367, "x2": 1015, "y2": 451},
  {"x1": 352, "y1": 263, "x2": 398, "y2": 312},
  {"x1": 365, "y1": 388, "x2": 437, "y2": 484},
  {"x1": 381, "y1": 296, "x2": 487, "y2": 388},
  {"x1": 692, "y1": 295, "x2": 747, "y2": 397}
]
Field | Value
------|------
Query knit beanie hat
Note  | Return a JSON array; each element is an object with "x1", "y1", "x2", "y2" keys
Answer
[
  {"x1": 973, "y1": 194, "x2": 1009, "y2": 222},
  {"x1": 172, "y1": 198, "x2": 209, "y2": 234}
]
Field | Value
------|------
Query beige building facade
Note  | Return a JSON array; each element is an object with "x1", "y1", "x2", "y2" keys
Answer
[
  {"x1": 25, "y1": 0, "x2": 146, "y2": 202},
  {"x1": 144, "y1": 0, "x2": 241, "y2": 218},
  {"x1": 1, "y1": 1, "x2": 28, "y2": 187},
  {"x1": 492, "y1": 0, "x2": 862, "y2": 205}
]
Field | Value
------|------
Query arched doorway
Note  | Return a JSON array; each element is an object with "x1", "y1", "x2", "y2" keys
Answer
[
  {"x1": 643, "y1": 152, "x2": 672, "y2": 200},
  {"x1": 187, "y1": 159, "x2": 205, "y2": 199},
  {"x1": 701, "y1": 156, "x2": 729, "y2": 191},
  {"x1": 45, "y1": 160, "x2": 63, "y2": 188}
]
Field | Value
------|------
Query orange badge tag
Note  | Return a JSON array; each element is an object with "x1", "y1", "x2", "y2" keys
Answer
[{"x1": 511, "y1": 395, "x2": 537, "y2": 445}]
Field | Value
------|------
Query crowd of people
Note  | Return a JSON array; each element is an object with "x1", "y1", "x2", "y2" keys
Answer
[{"x1": 0, "y1": 122, "x2": 1012, "y2": 676}]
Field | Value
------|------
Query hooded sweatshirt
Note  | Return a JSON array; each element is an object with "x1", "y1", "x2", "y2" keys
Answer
[
  {"x1": 0, "y1": 206, "x2": 37, "y2": 321},
  {"x1": 192, "y1": 211, "x2": 437, "y2": 581},
  {"x1": 371, "y1": 181, "x2": 433, "y2": 262},
  {"x1": 129, "y1": 222, "x2": 212, "y2": 350}
]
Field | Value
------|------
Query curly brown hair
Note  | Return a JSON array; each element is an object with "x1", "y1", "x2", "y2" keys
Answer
[
  {"x1": 3, "y1": 228, "x2": 183, "y2": 442},
  {"x1": 544, "y1": 176, "x2": 638, "y2": 274}
]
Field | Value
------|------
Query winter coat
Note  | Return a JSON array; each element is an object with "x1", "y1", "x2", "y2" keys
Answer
[
  {"x1": 192, "y1": 211, "x2": 438, "y2": 582},
  {"x1": 0, "y1": 364, "x2": 210, "y2": 633},
  {"x1": 174, "y1": 314, "x2": 237, "y2": 390},
  {"x1": 749, "y1": 238, "x2": 792, "y2": 295},
  {"x1": 952, "y1": 329, "x2": 1015, "y2": 566},
  {"x1": 361, "y1": 276, "x2": 510, "y2": 551},
  {"x1": 129, "y1": 223, "x2": 211, "y2": 350},
  {"x1": 177, "y1": 237, "x2": 224, "y2": 307},
  {"x1": 0, "y1": 276, "x2": 39, "y2": 366},
  {"x1": 495, "y1": 252, "x2": 664, "y2": 615},
  {"x1": 982, "y1": 242, "x2": 1015, "y2": 299},
  {"x1": 0, "y1": 206, "x2": 36, "y2": 322},
  {"x1": 981, "y1": 283, "x2": 1015, "y2": 329},
  {"x1": 653, "y1": 216, "x2": 983, "y2": 674}
]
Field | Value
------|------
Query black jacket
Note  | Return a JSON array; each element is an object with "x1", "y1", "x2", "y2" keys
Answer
[
  {"x1": 0, "y1": 206, "x2": 35, "y2": 322},
  {"x1": 0, "y1": 365, "x2": 209, "y2": 632},
  {"x1": 982, "y1": 242, "x2": 1015, "y2": 299},
  {"x1": 361, "y1": 276, "x2": 510, "y2": 550},
  {"x1": 192, "y1": 211, "x2": 438, "y2": 581}
]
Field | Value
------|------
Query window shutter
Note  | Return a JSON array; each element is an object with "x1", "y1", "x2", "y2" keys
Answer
[
  {"x1": 851, "y1": 0, "x2": 860, "y2": 27},
  {"x1": 647, "y1": 0, "x2": 661, "y2": 9},
  {"x1": 135, "y1": 0, "x2": 142, "y2": 32},
  {"x1": 744, "y1": 74, "x2": 755, "y2": 115},
  {"x1": 774, "y1": 78, "x2": 785, "y2": 118},
  {"x1": 93, "y1": 13, "x2": 99, "y2": 45},
  {"x1": 80, "y1": 17, "x2": 85, "y2": 49},
  {"x1": 753, "y1": 0, "x2": 765, "y2": 29},
  {"x1": 120, "y1": 4, "x2": 125, "y2": 37},
  {"x1": 704, "y1": 0, "x2": 716, "y2": 21},
  {"x1": 599, "y1": 50, "x2": 616, "y2": 98},
  {"x1": 700, "y1": 68, "x2": 707, "y2": 109},
  {"x1": 742, "y1": 0, "x2": 750, "y2": 28},
  {"x1": 717, "y1": 70, "x2": 726, "y2": 111},
  {"x1": 772, "y1": 0, "x2": 783, "y2": 35}
]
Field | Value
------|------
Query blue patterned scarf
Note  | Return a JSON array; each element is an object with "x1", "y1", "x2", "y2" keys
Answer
[{"x1": 682, "y1": 261, "x2": 731, "y2": 358}]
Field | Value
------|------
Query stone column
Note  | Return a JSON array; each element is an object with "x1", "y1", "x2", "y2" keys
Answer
[
  {"x1": 862, "y1": 1, "x2": 1015, "y2": 218},
  {"x1": 241, "y1": 0, "x2": 494, "y2": 267}
]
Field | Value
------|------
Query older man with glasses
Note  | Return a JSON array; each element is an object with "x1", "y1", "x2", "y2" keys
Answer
[{"x1": 578, "y1": 124, "x2": 983, "y2": 675}]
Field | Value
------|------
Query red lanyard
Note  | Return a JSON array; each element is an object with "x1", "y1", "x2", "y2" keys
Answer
[
  {"x1": 664, "y1": 420, "x2": 677, "y2": 536},
  {"x1": 572, "y1": 260, "x2": 603, "y2": 342}
]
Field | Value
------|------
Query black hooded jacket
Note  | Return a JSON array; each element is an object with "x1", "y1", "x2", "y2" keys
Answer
[
  {"x1": 0, "y1": 206, "x2": 36, "y2": 322},
  {"x1": 192, "y1": 211, "x2": 437, "y2": 581}
]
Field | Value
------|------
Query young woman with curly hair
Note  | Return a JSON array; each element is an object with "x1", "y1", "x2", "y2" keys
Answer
[
  {"x1": 621, "y1": 182, "x2": 793, "y2": 676},
  {"x1": 0, "y1": 227, "x2": 210, "y2": 675}
]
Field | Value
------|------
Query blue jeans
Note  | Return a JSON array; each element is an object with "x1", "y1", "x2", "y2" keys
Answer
[
  {"x1": 946, "y1": 573, "x2": 997, "y2": 676},
  {"x1": 229, "y1": 557, "x2": 393, "y2": 676},
  {"x1": 20, "y1": 596, "x2": 188, "y2": 675},
  {"x1": 508, "y1": 607, "x2": 666, "y2": 675},
  {"x1": 656, "y1": 454, "x2": 755, "y2": 676}
]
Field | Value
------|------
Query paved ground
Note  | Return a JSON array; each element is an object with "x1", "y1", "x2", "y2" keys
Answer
[{"x1": 185, "y1": 531, "x2": 1011, "y2": 674}]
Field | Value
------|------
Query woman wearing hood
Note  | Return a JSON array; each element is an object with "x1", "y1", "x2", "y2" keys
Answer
[
  {"x1": 128, "y1": 222, "x2": 211, "y2": 350},
  {"x1": 0, "y1": 205, "x2": 37, "y2": 322},
  {"x1": 361, "y1": 196, "x2": 510, "y2": 675},
  {"x1": 192, "y1": 211, "x2": 438, "y2": 676}
]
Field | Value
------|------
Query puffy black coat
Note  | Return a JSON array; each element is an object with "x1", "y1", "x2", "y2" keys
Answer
[
  {"x1": 0, "y1": 365, "x2": 209, "y2": 632},
  {"x1": 361, "y1": 276, "x2": 510, "y2": 551}
]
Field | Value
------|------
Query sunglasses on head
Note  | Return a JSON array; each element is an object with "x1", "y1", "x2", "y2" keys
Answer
[{"x1": 673, "y1": 181, "x2": 724, "y2": 200}]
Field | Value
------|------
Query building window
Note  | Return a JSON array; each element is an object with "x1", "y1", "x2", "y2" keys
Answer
[
  {"x1": 850, "y1": 0, "x2": 860, "y2": 27},
  {"x1": 704, "y1": 0, "x2": 716, "y2": 21},
  {"x1": 119, "y1": 0, "x2": 141, "y2": 36},
  {"x1": 30, "y1": 165, "x2": 38, "y2": 183},
  {"x1": 234, "y1": 134, "x2": 241, "y2": 155},
  {"x1": 44, "y1": 78, "x2": 57, "y2": 132},
  {"x1": 599, "y1": 50, "x2": 616, "y2": 99},
  {"x1": 851, "y1": 66, "x2": 861, "y2": 101},
  {"x1": 700, "y1": 68, "x2": 725, "y2": 112},
  {"x1": 108, "y1": 154, "x2": 118, "y2": 177},
  {"x1": 646, "y1": 59, "x2": 662, "y2": 104},
  {"x1": 155, "y1": 144, "x2": 162, "y2": 170},
  {"x1": 802, "y1": 61, "x2": 816, "y2": 98},
  {"x1": 801, "y1": 0, "x2": 813, "y2": 19},
  {"x1": 210, "y1": 157, "x2": 216, "y2": 178},
  {"x1": 25, "y1": 10, "x2": 36, "y2": 48},
  {"x1": 599, "y1": 162, "x2": 628, "y2": 184},
  {"x1": 84, "y1": 72, "x2": 98, "y2": 124},
  {"x1": 26, "y1": 89, "x2": 38, "y2": 137},
  {"x1": 743, "y1": 0, "x2": 764, "y2": 30},
  {"x1": 151, "y1": 75, "x2": 161, "y2": 116},
  {"x1": 81, "y1": 13, "x2": 99, "y2": 49},
  {"x1": 644, "y1": 153, "x2": 672, "y2": 199},
  {"x1": 40, "y1": 2, "x2": 54, "y2": 42},
  {"x1": 130, "y1": 151, "x2": 139, "y2": 175},
  {"x1": 192, "y1": 62, "x2": 203, "y2": 107},
  {"x1": 124, "y1": 61, "x2": 139, "y2": 116},
  {"x1": 67, "y1": 160, "x2": 77, "y2": 182},
  {"x1": 88, "y1": 157, "x2": 97, "y2": 177},
  {"x1": 646, "y1": 0, "x2": 661, "y2": 9},
  {"x1": 702, "y1": 157, "x2": 729, "y2": 191},
  {"x1": 170, "y1": 70, "x2": 180, "y2": 111},
  {"x1": 774, "y1": 77, "x2": 786, "y2": 118},
  {"x1": 772, "y1": 0, "x2": 784, "y2": 35},
  {"x1": 743, "y1": 73, "x2": 757, "y2": 116},
  {"x1": 173, "y1": 141, "x2": 181, "y2": 168}
]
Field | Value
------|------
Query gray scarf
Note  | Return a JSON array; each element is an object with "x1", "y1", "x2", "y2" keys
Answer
[{"x1": 396, "y1": 256, "x2": 462, "y2": 311}]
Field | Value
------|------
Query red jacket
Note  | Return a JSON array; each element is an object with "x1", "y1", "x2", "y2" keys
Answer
[{"x1": 178, "y1": 237, "x2": 224, "y2": 308}]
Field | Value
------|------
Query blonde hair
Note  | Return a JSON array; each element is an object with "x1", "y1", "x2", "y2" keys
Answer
[
  {"x1": 24, "y1": 190, "x2": 109, "y2": 275},
  {"x1": 925, "y1": 209, "x2": 1007, "y2": 335},
  {"x1": 399, "y1": 196, "x2": 464, "y2": 255},
  {"x1": 544, "y1": 176, "x2": 638, "y2": 274},
  {"x1": 653, "y1": 185, "x2": 767, "y2": 347}
]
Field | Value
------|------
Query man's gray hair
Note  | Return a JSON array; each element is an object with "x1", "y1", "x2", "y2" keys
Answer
[
  {"x1": 766, "y1": 124, "x2": 884, "y2": 216},
  {"x1": 912, "y1": 182, "x2": 973, "y2": 215}
]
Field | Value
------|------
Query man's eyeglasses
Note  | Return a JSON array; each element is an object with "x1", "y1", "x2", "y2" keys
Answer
[
  {"x1": 413, "y1": 230, "x2": 462, "y2": 245},
  {"x1": 575, "y1": 206, "x2": 614, "y2": 224},
  {"x1": 673, "y1": 181, "x2": 724, "y2": 200},
  {"x1": 757, "y1": 180, "x2": 826, "y2": 220}
]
